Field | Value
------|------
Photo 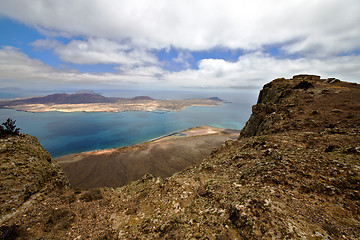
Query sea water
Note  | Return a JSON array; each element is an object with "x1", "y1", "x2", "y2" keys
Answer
[{"x1": 0, "y1": 90, "x2": 258, "y2": 158}]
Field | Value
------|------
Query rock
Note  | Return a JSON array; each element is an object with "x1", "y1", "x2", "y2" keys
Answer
[
  {"x1": 292, "y1": 74, "x2": 321, "y2": 81},
  {"x1": 293, "y1": 80, "x2": 314, "y2": 90},
  {"x1": 325, "y1": 78, "x2": 340, "y2": 84},
  {"x1": 331, "y1": 109, "x2": 343, "y2": 113}
]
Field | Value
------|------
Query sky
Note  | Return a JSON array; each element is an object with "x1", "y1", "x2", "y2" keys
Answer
[{"x1": 0, "y1": 0, "x2": 360, "y2": 92}]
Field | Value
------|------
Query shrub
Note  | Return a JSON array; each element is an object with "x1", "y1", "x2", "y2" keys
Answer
[
  {"x1": 80, "y1": 189, "x2": 103, "y2": 202},
  {"x1": 0, "y1": 225, "x2": 23, "y2": 240},
  {"x1": 1, "y1": 118, "x2": 20, "y2": 136}
]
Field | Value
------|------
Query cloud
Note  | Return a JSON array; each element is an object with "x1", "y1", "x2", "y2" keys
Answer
[
  {"x1": 0, "y1": 1, "x2": 359, "y2": 90},
  {"x1": 0, "y1": 46, "x2": 59, "y2": 81},
  {"x1": 54, "y1": 38, "x2": 158, "y2": 66},
  {"x1": 31, "y1": 38, "x2": 61, "y2": 50},
  {"x1": 0, "y1": 46, "x2": 164, "y2": 89},
  {"x1": 1, "y1": 47, "x2": 359, "y2": 90},
  {"x1": 31, "y1": 38, "x2": 158, "y2": 66},
  {"x1": 166, "y1": 52, "x2": 360, "y2": 88},
  {"x1": 1, "y1": 0, "x2": 359, "y2": 56},
  {"x1": 172, "y1": 51, "x2": 193, "y2": 69}
]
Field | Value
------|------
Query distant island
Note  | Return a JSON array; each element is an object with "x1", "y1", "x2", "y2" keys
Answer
[{"x1": 0, "y1": 92, "x2": 226, "y2": 113}]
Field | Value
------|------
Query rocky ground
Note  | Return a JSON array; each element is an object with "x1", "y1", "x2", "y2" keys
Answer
[{"x1": 1, "y1": 75, "x2": 359, "y2": 239}]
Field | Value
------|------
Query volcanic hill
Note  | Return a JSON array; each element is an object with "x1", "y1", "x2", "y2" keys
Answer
[{"x1": 1, "y1": 74, "x2": 359, "y2": 239}]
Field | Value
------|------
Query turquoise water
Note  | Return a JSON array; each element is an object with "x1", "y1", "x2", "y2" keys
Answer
[{"x1": 0, "y1": 91, "x2": 257, "y2": 157}]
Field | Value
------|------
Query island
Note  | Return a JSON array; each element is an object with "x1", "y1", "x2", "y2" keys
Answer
[{"x1": 0, "y1": 91, "x2": 226, "y2": 113}]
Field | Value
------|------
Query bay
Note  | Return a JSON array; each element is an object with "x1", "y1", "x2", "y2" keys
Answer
[{"x1": 0, "y1": 90, "x2": 257, "y2": 158}]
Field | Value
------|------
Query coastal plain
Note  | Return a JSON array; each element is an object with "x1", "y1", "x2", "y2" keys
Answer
[{"x1": 56, "y1": 126, "x2": 240, "y2": 188}]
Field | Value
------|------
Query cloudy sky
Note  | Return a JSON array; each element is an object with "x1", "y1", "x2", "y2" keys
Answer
[{"x1": 0, "y1": 0, "x2": 359, "y2": 91}]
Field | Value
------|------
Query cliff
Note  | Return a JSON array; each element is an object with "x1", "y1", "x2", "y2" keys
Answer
[
  {"x1": 1, "y1": 75, "x2": 359, "y2": 239},
  {"x1": 240, "y1": 74, "x2": 359, "y2": 137}
]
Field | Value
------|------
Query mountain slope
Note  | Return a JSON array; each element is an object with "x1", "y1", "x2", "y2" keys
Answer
[{"x1": 1, "y1": 75, "x2": 359, "y2": 239}]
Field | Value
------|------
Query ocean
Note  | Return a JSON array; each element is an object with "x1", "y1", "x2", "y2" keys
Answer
[{"x1": 0, "y1": 90, "x2": 258, "y2": 158}]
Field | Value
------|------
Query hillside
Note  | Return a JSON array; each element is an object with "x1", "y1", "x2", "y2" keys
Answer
[{"x1": 1, "y1": 75, "x2": 359, "y2": 239}]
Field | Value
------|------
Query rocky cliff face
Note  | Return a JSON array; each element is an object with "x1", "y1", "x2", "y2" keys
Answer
[
  {"x1": 1, "y1": 75, "x2": 359, "y2": 239},
  {"x1": 240, "y1": 74, "x2": 360, "y2": 137}
]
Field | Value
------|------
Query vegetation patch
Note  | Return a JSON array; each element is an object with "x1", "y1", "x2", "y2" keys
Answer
[{"x1": 80, "y1": 189, "x2": 103, "y2": 202}]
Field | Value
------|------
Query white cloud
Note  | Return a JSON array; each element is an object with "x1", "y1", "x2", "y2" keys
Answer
[
  {"x1": 0, "y1": 46, "x2": 164, "y2": 89},
  {"x1": 165, "y1": 52, "x2": 360, "y2": 88},
  {"x1": 1, "y1": 47, "x2": 359, "y2": 90},
  {"x1": 0, "y1": 0, "x2": 359, "y2": 56},
  {"x1": 54, "y1": 38, "x2": 158, "y2": 66},
  {"x1": 31, "y1": 38, "x2": 158, "y2": 66},
  {"x1": 0, "y1": 1, "x2": 359, "y2": 90},
  {"x1": 31, "y1": 39, "x2": 62, "y2": 50},
  {"x1": 0, "y1": 46, "x2": 59, "y2": 81},
  {"x1": 173, "y1": 51, "x2": 193, "y2": 68}
]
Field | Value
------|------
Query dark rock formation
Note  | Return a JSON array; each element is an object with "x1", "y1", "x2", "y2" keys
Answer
[{"x1": 240, "y1": 74, "x2": 360, "y2": 137}]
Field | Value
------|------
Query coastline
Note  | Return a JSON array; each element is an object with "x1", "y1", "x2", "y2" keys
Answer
[
  {"x1": 55, "y1": 125, "x2": 239, "y2": 162},
  {"x1": 55, "y1": 125, "x2": 240, "y2": 188},
  {"x1": 1, "y1": 99, "x2": 250, "y2": 159}
]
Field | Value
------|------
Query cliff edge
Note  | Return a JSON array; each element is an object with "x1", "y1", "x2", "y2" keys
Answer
[{"x1": 240, "y1": 74, "x2": 360, "y2": 137}]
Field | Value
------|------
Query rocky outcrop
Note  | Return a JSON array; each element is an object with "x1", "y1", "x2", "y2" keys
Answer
[
  {"x1": 240, "y1": 74, "x2": 360, "y2": 137},
  {"x1": 0, "y1": 134, "x2": 69, "y2": 224},
  {"x1": 293, "y1": 74, "x2": 320, "y2": 81}
]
